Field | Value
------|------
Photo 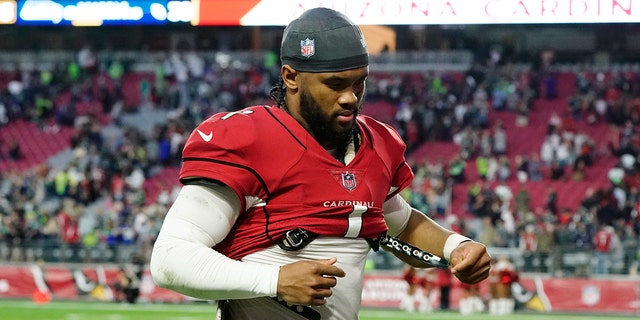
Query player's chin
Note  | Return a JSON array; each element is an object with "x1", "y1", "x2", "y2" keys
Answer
[{"x1": 332, "y1": 120, "x2": 355, "y2": 136}]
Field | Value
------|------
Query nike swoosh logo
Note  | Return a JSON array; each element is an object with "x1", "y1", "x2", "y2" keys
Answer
[{"x1": 197, "y1": 129, "x2": 213, "y2": 142}]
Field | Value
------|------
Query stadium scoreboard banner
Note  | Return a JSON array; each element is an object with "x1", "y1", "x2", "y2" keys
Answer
[
  {"x1": 1, "y1": 0, "x2": 639, "y2": 26},
  {"x1": 4, "y1": 0, "x2": 193, "y2": 26},
  {"x1": 195, "y1": 0, "x2": 640, "y2": 26}
]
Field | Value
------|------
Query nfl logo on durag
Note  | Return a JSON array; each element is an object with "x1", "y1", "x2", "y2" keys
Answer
[
  {"x1": 300, "y1": 38, "x2": 315, "y2": 57},
  {"x1": 342, "y1": 172, "x2": 356, "y2": 191}
]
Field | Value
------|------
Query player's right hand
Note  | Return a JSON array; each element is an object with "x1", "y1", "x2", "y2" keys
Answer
[{"x1": 276, "y1": 257, "x2": 346, "y2": 306}]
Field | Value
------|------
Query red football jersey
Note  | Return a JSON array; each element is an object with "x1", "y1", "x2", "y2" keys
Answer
[{"x1": 180, "y1": 105, "x2": 413, "y2": 260}]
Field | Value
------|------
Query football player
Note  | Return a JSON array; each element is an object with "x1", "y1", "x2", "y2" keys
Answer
[{"x1": 150, "y1": 7, "x2": 491, "y2": 320}]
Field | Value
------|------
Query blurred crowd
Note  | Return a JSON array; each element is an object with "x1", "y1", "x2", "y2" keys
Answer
[{"x1": 0, "y1": 46, "x2": 639, "y2": 277}]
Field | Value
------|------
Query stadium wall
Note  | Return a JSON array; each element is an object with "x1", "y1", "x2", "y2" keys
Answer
[{"x1": 0, "y1": 264, "x2": 638, "y2": 314}]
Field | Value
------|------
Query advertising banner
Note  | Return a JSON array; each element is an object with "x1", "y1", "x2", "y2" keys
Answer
[
  {"x1": 16, "y1": 0, "x2": 193, "y2": 26},
  {"x1": 1, "y1": 264, "x2": 638, "y2": 313},
  {"x1": 8, "y1": 0, "x2": 638, "y2": 26},
  {"x1": 194, "y1": 0, "x2": 640, "y2": 26}
]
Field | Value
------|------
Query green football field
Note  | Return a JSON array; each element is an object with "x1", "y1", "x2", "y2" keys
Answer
[{"x1": 0, "y1": 300, "x2": 638, "y2": 320}]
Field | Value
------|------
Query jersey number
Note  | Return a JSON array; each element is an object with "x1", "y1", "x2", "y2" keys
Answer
[
  {"x1": 344, "y1": 205, "x2": 367, "y2": 238},
  {"x1": 221, "y1": 109, "x2": 254, "y2": 120}
]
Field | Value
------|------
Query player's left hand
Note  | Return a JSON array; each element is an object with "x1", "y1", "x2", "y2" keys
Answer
[{"x1": 449, "y1": 241, "x2": 491, "y2": 284}]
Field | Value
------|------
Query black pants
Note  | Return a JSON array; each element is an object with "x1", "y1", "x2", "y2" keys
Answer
[
  {"x1": 123, "y1": 288, "x2": 139, "y2": 304},
  {"x1": 440, "y1": 286, "x2": 451, "y2": 310}
]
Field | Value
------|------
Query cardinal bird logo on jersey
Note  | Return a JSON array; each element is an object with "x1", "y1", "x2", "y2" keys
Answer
[{"x1": 300, "y1": 38, "x2": 315, "y2": 57}]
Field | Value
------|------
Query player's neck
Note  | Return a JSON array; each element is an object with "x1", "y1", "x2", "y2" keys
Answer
[{"x1": 325, "y1": 130, "x2": 358, "y2": 165}]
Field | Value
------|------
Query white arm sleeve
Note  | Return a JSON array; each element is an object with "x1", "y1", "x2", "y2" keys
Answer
[
  {"x1": 149, "y1": 184, "x2": 280, "y2": 300},
  {"x1": 383, "y1": 194, "x2": 412, "y2": 237}
]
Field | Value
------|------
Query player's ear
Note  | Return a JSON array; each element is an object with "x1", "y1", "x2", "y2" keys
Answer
[{"x1": 281, "y1": 65, "x2": 299, "y2": 90}]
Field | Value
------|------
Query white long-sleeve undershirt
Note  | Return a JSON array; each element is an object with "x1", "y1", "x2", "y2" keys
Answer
[
  {"x1": 149, "y1": 184, "x2": 413, "y2": 301},
  {"x1": 149, "y1": 184, "x2": 280, "y2": 300}
]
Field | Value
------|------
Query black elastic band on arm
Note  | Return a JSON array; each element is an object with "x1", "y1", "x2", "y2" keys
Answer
[{"x1": 380, "y1": 233, "x2": 450, "y2": 269}]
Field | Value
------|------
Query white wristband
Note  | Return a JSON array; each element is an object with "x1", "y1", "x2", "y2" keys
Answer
[{"x1": 443, "y1": 233, "x2": 472, "y2": 261}]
